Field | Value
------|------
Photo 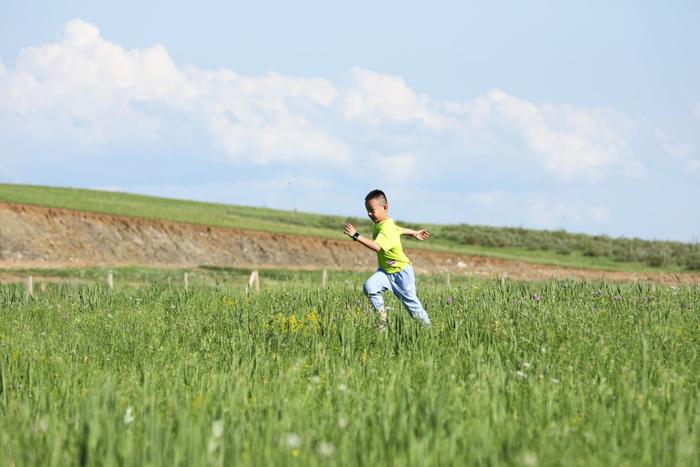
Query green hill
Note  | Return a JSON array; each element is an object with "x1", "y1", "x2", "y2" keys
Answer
[{"x1": 1, "y1": 183, "x2": 698, "y2": 272}]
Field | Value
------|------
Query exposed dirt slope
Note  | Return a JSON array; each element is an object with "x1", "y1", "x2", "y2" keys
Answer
[{"x1": 1, "y1": 202, "x2": 698, "y2": 284}]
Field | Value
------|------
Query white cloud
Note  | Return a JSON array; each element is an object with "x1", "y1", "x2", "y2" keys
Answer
[
  {"x1": 375, "y1": 153, "x2": 419, "y2": 183},
  {"x1": 339, "y1": 67, "x2": 451, "y2": 130},
  {"x1": 90, "y1": 185, "x2": 124, "y2": 192},
  {"x1": 457, "y1": 89, "x2": 641, "y2": 182},
  {"x1": 662, "y1": 141, "x2": 695, "y2": 159},
  {"x1": 467, "y1": 190, "x2": 506, "y2": 205},
  {"x1": 685, "y1": 159, "x2": 700, "y2": 173},
  {"x1": 0, "y1": 19, "x2": 348, "y2": 164},
  {"x1": 208, "y1": 117, "x2": 351, "y2": 165},
  {"x1": 529, "y1": 196, "x2": 611, "y2": 228},
  {"x1": 656, "y1": 130, "x2": 694, "y2": 158},
  {"x1": 656, "y1": 130, "x2": 698, "y2": 173},
  {"x1": 119, "y1": 177, "x2": 340, "y2": 213},
  {"x1": 1, "y1": 19, "x2": 690, "y2": 187},
  {"x1": 0, "y1": 20, "x2": 180, "y2": 144}
]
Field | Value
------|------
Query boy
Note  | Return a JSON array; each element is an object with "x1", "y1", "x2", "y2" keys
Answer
[{"x1": 343, "y1": 189, "x2": 431, "y2": 329}]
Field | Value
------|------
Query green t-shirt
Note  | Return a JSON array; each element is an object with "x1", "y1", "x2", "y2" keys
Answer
[{"x1": 372, "y1": 218, "x2": 411, "y2": 273}]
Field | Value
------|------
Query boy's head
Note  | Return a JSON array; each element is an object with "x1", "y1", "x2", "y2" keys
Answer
[{"x1": 364, "y1": 189, "x2": 388, "y2": 223}]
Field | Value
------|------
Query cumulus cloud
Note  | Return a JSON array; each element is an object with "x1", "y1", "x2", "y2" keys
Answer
[
  {"x1": 374, "y1": 153, "x2": 420, "y2": 183},
  {"x1": 662, "y1": 141, "x2": 695, "y2": 159},
  {"x1": 656, "y1": 130, "x2": 699, "y2": 173},
  {"x1": 686, "y1": 160, "x2": 700, "y2": 173},
  {"x1": 0, "y1": 20, "x2": 183, "y2": 144},
  {"x1": 452, "y1": 89, "x2": 641, "y2": 182},
  {"x1": 339, "y1": 67, "x2": 451, "y2": 130},
  {"x1": 0, "y1": 19, "x2": 674, "y2": 186},
  {"x1": 529, "y1": 196, "x2": 611, "y2": 228},
  {"x1": 89, "y1": 185, "x2": 124, "y2": 193},
  {"x1": 467, "y1": 190, "x2": 506, "y2": 205},
  {"x1": 208, "y1": 116, "x2": 351, "y2": 165},
  {"x1": 0, "y1": 19, "x2": 349, "y2": 164},
  {"x1": 119, "y1": 177, "x2": 340, "y2": 214}
]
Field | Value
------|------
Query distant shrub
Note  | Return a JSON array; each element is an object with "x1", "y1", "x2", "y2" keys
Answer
[
  {"x1": 647, "y1": 251, "x2": 672, "y2": 267},
  {"x1": 553, "y1": 239, "x2": 572, "y2": 255},
  {"x1": 684, "y1": 252, "x2": 700, "y2": 270},
  {"x1": 426, "y1": 223, "x2": 699, "y2": 269},
  {"x1": 583, "y1": 242, "x2": 612, "y2": 258},
  {"x1": 460, "y1": 233, "x2": 481, "y2": 245},
  {"x1": 612, "y1": 246, "x2": 636, "y2": 263}
]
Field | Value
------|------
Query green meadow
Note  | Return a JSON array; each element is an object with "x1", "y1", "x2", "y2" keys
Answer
[{"x1": 1, "y1": 270, "x2": 698, "y2": 466}]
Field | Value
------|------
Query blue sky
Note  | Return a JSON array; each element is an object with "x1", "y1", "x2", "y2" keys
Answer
[{"x1": 1, "y1": 1, "x2": 699, "y2": 241}]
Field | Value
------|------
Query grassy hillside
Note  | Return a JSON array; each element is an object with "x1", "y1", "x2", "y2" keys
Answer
[{"x1": 1, "y1": 183, "x2": 698, "y2": 272}]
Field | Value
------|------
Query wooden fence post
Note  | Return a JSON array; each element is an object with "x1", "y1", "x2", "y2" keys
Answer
[
  {"x1": 321, "y1": 269, "x2": 328, "y2": 288},
  {"x1": 27, "y1": 276, "x2": 33, "y2": 297},
  {"x1": 184, "y1": 272, "x2": 189, "y2": 291},
  {"x1": 247, "y1": 270, "x2": 260, "y2": 294},
  {"x1": 107, "y1": 272, "x2": 114, "y2": 290},
  {"x1": 446, "y1": 272, "x2": 451, "y2": 287}
]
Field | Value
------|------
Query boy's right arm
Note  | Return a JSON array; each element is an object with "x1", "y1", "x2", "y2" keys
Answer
[{"x1": 343, "y1": 224, "x2": 381, "y2": 252}]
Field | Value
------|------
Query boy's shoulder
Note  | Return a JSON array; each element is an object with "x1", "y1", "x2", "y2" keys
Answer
[{"x1": 376, "y1": 218, "x2": 396, "y2": 229}]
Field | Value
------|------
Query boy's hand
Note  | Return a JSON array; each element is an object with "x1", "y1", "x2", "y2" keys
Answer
[
  {"x1": 412, "y1": 229, "x2": 430, "y2": 241},
  {"x1": 343, "y1": 223, "x2": 357, "y2": 238}
]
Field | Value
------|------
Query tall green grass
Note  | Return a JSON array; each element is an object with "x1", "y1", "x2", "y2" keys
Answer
[{"x1": 1, "y1": 272, "x2": 698, "y2": 465}]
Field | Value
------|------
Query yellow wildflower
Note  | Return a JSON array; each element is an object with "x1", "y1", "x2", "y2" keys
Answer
[
  {"x1": 361, "y1": 350, "x2": 369, "y2": 365},
  {"x1": 289, "y1": 315, "x2": 301, "y2": 332}
]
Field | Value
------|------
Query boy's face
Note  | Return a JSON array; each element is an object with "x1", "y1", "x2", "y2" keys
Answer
[{"x1": 365, "y1": 197, "x2": 388, "y2": 223}]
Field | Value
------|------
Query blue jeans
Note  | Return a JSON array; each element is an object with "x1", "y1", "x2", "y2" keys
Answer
[{"x1": 363, "y1": 265, "x2": 431, "y2": 326}]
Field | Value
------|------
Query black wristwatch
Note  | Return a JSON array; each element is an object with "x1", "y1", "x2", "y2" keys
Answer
[{"x1": 352, "y1": 232, "x2": 360, "y2": 241}]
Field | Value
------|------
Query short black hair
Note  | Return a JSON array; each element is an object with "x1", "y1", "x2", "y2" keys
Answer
[{"x1": 365, "y1": 189, "x2": 387, "y2": 205}]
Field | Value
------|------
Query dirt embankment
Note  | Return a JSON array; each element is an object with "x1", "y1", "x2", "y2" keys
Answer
[{"x1": 1, "y1": 202, "x2": 698, "y2": 285}]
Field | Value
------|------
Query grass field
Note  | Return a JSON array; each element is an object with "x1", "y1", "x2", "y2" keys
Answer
[
  {"x1": 1, "y1": 269, "x2": 698, "y2": 466},
  {"x1": 2, "y1": 183, "x2": 699, "y2": 273}
]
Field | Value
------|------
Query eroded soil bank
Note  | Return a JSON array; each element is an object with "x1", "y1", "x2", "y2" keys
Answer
[{"x1": 1, "y1": 202, "x2": 698, "y2": 285}]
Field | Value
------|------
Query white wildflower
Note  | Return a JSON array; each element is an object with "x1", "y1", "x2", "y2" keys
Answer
[
  {"x1": 207, "y1": 420, "x2": 224, "y2": 455},
  {"x1": 286, "y1": 433, "x2": 301, "y2": 449},
  {"x1": 338, "y1": 383, "x2": 347, "y2": 393},
  {"x1": 123, "y1": 406, "x2": 135, "y2": 425},
  {"x1": 522, "y1": 362, "x2": 531, "y2": 369},
  {"x1": 521, "y1": 451, "x2": 538, "y2": 466},
  {"x1": 515, "y1": 370, "x2": 528, "y2": 379},
  {"x1": 337, "y1": 417, "x2": 348, "y2": 429},
  {"x1": 207, "y1": 439, "x2": 218, "y2": 454},
  {"x1": 211, "y1": 420, "x2": 224, "y2": 439},
  {"x1": 36, "y1": 416, "x2": 49, "y2": 433},
  {"x1": 318, "y1": 441, "x2": 335, "y2": 457}
]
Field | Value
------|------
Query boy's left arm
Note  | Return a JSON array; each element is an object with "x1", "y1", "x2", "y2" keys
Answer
[{"x1": 399, "y1": 226, "x2": 430, "y2": 241}]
